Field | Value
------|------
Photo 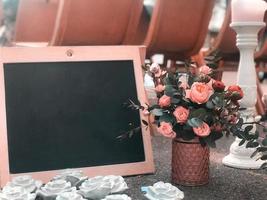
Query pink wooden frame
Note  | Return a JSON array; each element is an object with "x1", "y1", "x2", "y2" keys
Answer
[{"x1": 0, "y1": 46, "x2": 154, "y2": 186}]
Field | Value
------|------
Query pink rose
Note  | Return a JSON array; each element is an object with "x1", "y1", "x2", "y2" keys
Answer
[
  {"x1": 157, "y1": 122, "x2": 176, "y2": 138},
  {"x1": 193, "y1": 122, "x2": 211, "y2": 137},
  {"x1": 212, "y1": 80, "x2": 225, "y2": 92},
  {"x1": 199, "y1": 65, "x2": 212, "y2": 75},
  {"x1": 189, "y1": 82, "x2": 211, "y2": 104},
  {"x1": 159, "y1": 95, "x2": 171, "y2": 107},
  {"x1": 173, "y1": 106, "x2": 189, "y2": 124},
  {"x1": 155, "y1": 84, "x2": 165, "y2": 93}
]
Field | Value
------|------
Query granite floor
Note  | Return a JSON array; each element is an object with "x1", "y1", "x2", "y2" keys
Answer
[{"x1": 124, "y1": 135, "x2": 267, "y2": 200}]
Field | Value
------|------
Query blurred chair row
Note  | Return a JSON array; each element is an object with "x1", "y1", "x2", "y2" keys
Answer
[
  {"x1": 3, "y1": 0, "x2": 267, "y2": 66},
  {"x1": 11, "y1": 0, "x2": 215, "y2": 63}
]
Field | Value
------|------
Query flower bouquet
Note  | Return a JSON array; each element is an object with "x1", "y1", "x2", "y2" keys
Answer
[
  {"x1": 122, "y1": 61, "x2": 267, "y2": 185},
  {"x1": 133, "y1": 62, "x2": 250, "y2": 147}
]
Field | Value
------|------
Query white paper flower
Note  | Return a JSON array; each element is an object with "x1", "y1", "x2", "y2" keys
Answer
[
  {"x1": 53, "y1": 169, "x2": 87, "y2": 187},
  {"x1": 149, "y1": 63, "x2": 160, "y2": 74},
  {"x1": 0, "y1": 186, "x2": 36, "y2": 200},
  {"x1": 144, "y1": 182, "x2": 184, "y2": 200},
  {"x1": 78, "y1": 176, "x2": 113, "y2": 199},
  {"x1": 254, "y1": 115, "x2": 262, "y2": 122},
  {"x1": 37, "y1": 179, "x2": 76, "y2": 199},
  {"x1": 56, "y1": 191, "x2": 86, "y2": 200},
  {"x1": 101, "y1": 194, "x2": 132, "y2": 200},
  {"x1": 103, "y1": 175, "x2": 128, "y2": 193},
  {"x1": 6, "y1": 175, "x2": 42, "y2": 193}
]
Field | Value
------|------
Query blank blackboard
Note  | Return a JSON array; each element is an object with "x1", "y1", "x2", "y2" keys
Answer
[{"x1": 4, "y1": 60, "x2": 145, "y2": 173}]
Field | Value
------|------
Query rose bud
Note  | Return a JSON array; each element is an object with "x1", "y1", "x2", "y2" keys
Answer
[
  {"x1": 212, "y1": 80, "x2": 225, "y2": 92},
  {"x1": 227, "y1": 114, "x2": 238, "y2": 124},
  {"x1": 158, "y1": 95, "x2": 171, "y2": 107},
  {"x1": 227, "y1": 85, "x2": 244, "y2": 100},
  {"x1": 155, "y1": 84, "x2": 165, "y2": 93},
  {"x1": 199, "y1": 65, "x2": 212, "y2": 75},
  {"x1": 211, "y1": 123, "x2": 223, "y2": 132}
]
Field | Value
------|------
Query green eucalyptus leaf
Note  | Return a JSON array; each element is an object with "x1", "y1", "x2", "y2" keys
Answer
[
  {"x1": 206, "y1": 101, "x2": 214, "y2": 109},
  {"x1": 181, "y1": 130, "x2": 195, "y2": 141},
  {"x1": 250, "y1": 149, "x2": 259, "y2": 158},
  {"x1": 246, "y1": 141, "x2": 259, "y2": 148},
  {"x1": 230, "y1": 125, "x2": 238, "y2": 133},
  {"x1": 262, "y1": 138, "x2": 267, "y2": 146},
  {"x1": 203, "y1": 136, "x2": 216, "y2": 148},
  {"x1": 159, "y1": 114, "x2": 175, "y2": 123},
  {"x1": 244, "y1": 125, "x2": 253, "y2": 133},
  {"x1": 253, "y1": 131, "x2": 259, "y2": 140},
  {"x1": 257, "y1": 146, "x2": 267, "y2": 152},
  {"x1": 188, "y1": 118, "x2": 203, "y2": 128},
  {"x1": 151, "y1": 108, "x2": 164, "y2": 116},
  {"x1": 164, "y1": 85, "x2": 176, "y2": 97},
  {"x1": 190, "y1": 108, "x2": 207, "y2": 120},
  {"x1": 236, "y1": 118, "x2": 244, "y2": 127},
  {"x1": 238, "y1": 139, "x2": 246, "y2": 146},
  {"x1": 171, "y1": 98, "x2": 180, "y2": 104}
]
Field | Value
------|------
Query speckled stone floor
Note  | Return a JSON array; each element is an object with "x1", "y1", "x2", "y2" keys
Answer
[{"x1": 124, "y1": 135, "x2": 267, "y2": 200}]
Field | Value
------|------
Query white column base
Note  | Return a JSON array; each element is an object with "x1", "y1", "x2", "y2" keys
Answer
[
  {"x1": 222, "y1": 22, "x2": 265, "y2": 170},
  {"x1": 222, "y1": 138, "x2": 265, "y2": 169}
]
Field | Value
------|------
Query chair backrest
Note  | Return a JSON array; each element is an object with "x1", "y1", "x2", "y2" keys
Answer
[
  {"x1": 209, "y1": 4, "x2": 239, "y2": 61},
  {"x1": 254, "y1": 11, "x2": 267, "y2": 61},
  {"x1": 50, "y1": 0, "x2": 143, "y2": 46},
  {"x1": 14, "y1": 0, "x2": 59, "y2": 43},
  {"x1": 144, "y1": 0, "x2": 215, "y2": 60}
]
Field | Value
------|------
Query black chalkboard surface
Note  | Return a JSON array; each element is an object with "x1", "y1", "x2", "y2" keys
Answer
[{"x1": 4, "y1": 60, "x2": 145, "y2": 173}]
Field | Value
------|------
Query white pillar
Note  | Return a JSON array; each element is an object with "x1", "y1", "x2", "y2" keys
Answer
[{"x1": 222, "y1": 22, "x2": 265, "y2": 169}]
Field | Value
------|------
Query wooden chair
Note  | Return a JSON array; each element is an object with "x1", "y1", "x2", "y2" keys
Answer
[
  {"x1": 255, "y1": 11, "x2": 267, "y2": 62},
  {"x1": 208, "y1": 6, "x2": 239, "y2": 64},
  {"x1": 14, "y1": 0, "x2": 59, "y2": 44},
  {"x1": 143, "y1": 0, "x2": 215, "y2": 62},
  {"x1": 50, "y1": 0, "x2": 144, "y2": 46}
]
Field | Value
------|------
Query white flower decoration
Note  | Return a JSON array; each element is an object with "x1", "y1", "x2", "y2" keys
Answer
[
  {"x1": 0, "y1": 186, "x2": 36, "y2": 200},
  {"x1": 56, "y1": 191, "x2": 86, "y2": 200},
  {"x1": 254, "y1": 115, "x2": 262, "y2": 122},
  {"x1": 144, "y1": 182, "x2": 184, "y2": 200},
  {"x1": 37, "y1": 179, "x2": 76, "y2": 199},
  {"x1": 54, "y1": 169, "x2": 87, "y2": 186},
  {"x1": 149, "y1": 63, "x2": 160, "y2": 74},
  {"x1": 103, "y1": 175, "x2": 128, "y2": 193},
  {"x1": 78, "y1": 176, "x2": 113, "y2": 199},
  {"x1": 101, "y1": 194, "x2": 132, "y2": 200},
  {"x1": 6, "y1": 175, "x2": 42, "y2": 193}
]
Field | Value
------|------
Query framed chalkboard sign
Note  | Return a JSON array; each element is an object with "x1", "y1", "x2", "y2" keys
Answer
[{"x1": 0, "y1": 46, "x2": 154, "y2": 186}]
